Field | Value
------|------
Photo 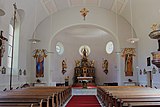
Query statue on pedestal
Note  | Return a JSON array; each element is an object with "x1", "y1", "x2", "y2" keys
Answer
[{"x1": 62, "y1": 60, "x2": 67, "y2": 74}]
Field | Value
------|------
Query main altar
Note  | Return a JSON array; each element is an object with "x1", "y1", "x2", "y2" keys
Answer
[{"x1": 73, "y1": 48, "x2": 95, "y2": 84}]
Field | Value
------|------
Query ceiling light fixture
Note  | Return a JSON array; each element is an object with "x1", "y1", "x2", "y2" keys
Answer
[{"x1": 127, "y1": 0, "x2": 139, "y2": 44}]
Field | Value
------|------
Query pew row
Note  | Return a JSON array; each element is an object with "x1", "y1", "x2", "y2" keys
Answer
[
  {"x1": 97, "y1": 86, "x2": 160, "y2": 107},
  {"x1": 0, "y1": 86, "x2": 71, "y2": 107}
]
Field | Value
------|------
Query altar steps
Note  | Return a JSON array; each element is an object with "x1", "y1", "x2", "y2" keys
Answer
[
  {"x1": 72, "y1": 83, "x2": 97, "y2": 95},
  {"x1": 72, "y1": 83, "x2": 96, "y2": 88}
]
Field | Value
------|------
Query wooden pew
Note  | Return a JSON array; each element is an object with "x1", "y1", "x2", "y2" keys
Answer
[
  {"x1": 0, "y1": 86, "x2": 71, "y2": 107},
  {"x1": 0, "y1": 103, "x2": 39, "y2": 107},
  {"x1": 97, "y1": 86, "x2": 160, "y2": 107},
  {"x1": 127, "y1": 102, "x2": 160, "y2": 107},
  {"x1": 23, "y1": 86, "x2": 71, "y2": 106}
]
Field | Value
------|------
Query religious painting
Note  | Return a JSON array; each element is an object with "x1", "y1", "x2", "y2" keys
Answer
[
  {"x1": 140, "y1": 69, "x2": 142, "y2": 75},
  {"x1": 33, "y1": 49, "x2": 47, "y2": 77},
  {"x1": 36, "y1": 56, "x2": 44, "y2": 77},
  {"x1": 125, "y1": 54, "x2": 133, "y2": 76},
  {"x1": 122, "y1": 48, "x2": 136, "y2": 76}
]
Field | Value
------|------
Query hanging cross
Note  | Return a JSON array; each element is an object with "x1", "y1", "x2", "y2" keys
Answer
[{"x1": 80, "y1": 8, "x2": 89, "y2": 20}]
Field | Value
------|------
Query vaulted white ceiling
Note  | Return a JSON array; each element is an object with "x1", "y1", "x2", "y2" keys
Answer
[
  {"x1": 37, "y1": 0, "x2": 128, "y2": 38},
  {"x1": 41, "y1": 0, "x2": 128, "y2": 15},
  {"x1": 0, "y1": 0, "x2": 129, "y2": 39}
]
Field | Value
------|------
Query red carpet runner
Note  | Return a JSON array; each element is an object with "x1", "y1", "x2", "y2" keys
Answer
[{"x1": 66, "y1": 95, "x2": 101, "y2": 107}]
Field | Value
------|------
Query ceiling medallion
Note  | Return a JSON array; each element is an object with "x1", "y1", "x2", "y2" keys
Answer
[{"x1": 80, "y1": 8, "x2": 89, "y2": 20}]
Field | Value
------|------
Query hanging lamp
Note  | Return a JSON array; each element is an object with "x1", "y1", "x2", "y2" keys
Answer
[
  {"x1": 29, "y1": 0, "x2": 40, "y2": 44},
  {"x1": 127, "y1": 0, "x2": 139, "y2": 44}
]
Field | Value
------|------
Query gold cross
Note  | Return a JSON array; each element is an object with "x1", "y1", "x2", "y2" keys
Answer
[{"x1": 80, "y1": 8, "x2": 89, "y2": 20}]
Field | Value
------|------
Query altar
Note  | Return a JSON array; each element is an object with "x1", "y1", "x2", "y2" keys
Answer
[
  {"x1": 77, "y1": 77, "x2": 93, "y2": 83},
  {"x1": 73, "y1": 47, "x2": 95, "y2": 84}
]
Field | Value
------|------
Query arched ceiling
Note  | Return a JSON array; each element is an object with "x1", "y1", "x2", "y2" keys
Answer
[
  {"x1": 41, "y1": 0, "x2": 128, "y2": 15},
  {"x1": 54, "y1": 25, "x2": 112, "y2": 39}
]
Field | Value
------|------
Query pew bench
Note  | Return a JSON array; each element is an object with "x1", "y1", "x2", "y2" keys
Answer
[
  {"x1": 127, "y1": 102, "x2": 160, "y2": 107},
  {"x1": 97, "y1": 86, "x2": 160, "y2": 107},
  {"x1": 0, "y1": 103, "x2": 40, "y2": 107},
  {"x1": 0, "y1": 86, "x2": 71, "y2": 107}
]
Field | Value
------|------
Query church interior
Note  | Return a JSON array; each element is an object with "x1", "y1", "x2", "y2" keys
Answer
[{"x1": 1, "y1": 0, "x2": 160, "y2": 106}]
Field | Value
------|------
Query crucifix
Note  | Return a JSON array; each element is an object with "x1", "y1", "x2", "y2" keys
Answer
[{"x1": 80, "y1": 8, "x2": 89, "y2": 20}]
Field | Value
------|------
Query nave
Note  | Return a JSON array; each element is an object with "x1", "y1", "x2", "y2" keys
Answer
[{"x1": 0, "y1": 85, "x2": 160, "y2": 107}]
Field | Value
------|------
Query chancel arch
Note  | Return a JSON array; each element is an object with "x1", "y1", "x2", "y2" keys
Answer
[
  {"x1": 34, "y1": 6, "x2": 138, "y2": 86},
  {"x1": 49, "y1": 24, "x2": 120, "y2": 85}
]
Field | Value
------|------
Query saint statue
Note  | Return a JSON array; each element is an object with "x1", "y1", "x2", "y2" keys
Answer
[
  {"x1": 82, "y1": 47, "x2": 87, "y2": 59},
  {"x1": 90, "y1": 60, "x2": 95, "y2": 67},
  {"x1": 75, "y1": 60, "x2": 80, "y2": 67},
  {"x1": 62, "y1": 60, "x2": 67, "y2": 74},
  {"x1": 102, "y1": 59, "x2": 108, "y2": 75},
  {"x1": 0, "y1": 31, "x2": 8, "y2": 66}
]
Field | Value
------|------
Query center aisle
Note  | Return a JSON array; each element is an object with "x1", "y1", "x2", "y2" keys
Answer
[{"x1": 65, "y1": 95, "x2": 101, "y2": 107}]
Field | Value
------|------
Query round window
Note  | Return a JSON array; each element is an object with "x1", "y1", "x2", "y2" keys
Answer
[
  {"x1": 106, "y1": 41, "x2": 114, "y2": 54},
  {"x1": 79, "y1": 45, "x2": 91, "y2": 56},
  {"x1": 56, "y1": 42, "x2": 64, "y2": 55}
]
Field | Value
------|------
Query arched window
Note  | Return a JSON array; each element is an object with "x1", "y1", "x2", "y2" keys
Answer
[
  {"x1": 106, "y1": 41, "x2": 114, "y2": 54},
  {"x1": 56, "y1": 42, "x2": 64, "y2": 55},
  {"x1": 7, "y1": 13, "x2": 20, "y2": 74}
]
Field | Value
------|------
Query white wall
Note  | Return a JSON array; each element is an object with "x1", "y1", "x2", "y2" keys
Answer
[
  {"x1": 0, "y1": 0, "x2": 48, "y2": 90},
  {"x1": 0, "y1": 1, "x2": 142, "y2": 88},
  {"x1": 35, "y1": 7, "x2": 138, "y2": 86},
  {"x1": 121, "y1": 0, "x2": 160, "y2": 88}
]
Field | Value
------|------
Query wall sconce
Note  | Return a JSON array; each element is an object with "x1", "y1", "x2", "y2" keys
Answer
[
  {"x1": 23, "y1": 69, "x2": 26, "y2": 76},
  {"x1": 152, "y1": 67, "x2": 157, "y2": 74},
  {"x1": 19, "y1": 69, "x2": 22, "y2": 75},
  {"x1": 1, "y1": 66, "x2": 6, "y2": 74},
  {"x1": 143, "y1": 67, "x2": 157, "y2": 75},
  {"x1": 143, "y1": 69, "x2": 147, "y2": 75},
  {"x1": 139, "y1": 69, "x2": 142, "y2": 75}
]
